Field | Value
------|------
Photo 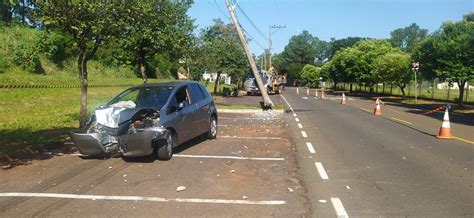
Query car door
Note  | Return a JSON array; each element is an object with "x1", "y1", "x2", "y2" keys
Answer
[
  {"x1": 165, "y1": 85, "x2": 196, "y2": 145},
  {"x1": 188, "y1": 83, "x2": 208, "y2": 136}
]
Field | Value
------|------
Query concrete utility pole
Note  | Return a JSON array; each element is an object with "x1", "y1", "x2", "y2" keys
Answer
[
  {"x1": 225, "y1": 0, "x2": 273, "y2": 108},
  {"x1": 268, "y1": 25, "x2": 285, "y2": 70}
]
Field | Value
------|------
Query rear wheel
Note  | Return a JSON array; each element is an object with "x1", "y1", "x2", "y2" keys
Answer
[
  {"x1": 207, "y1": 116, "x2": 218, "y2": 139},
  {"x1": 157, "y1": 132, "x2": 173, "y2": 160}
]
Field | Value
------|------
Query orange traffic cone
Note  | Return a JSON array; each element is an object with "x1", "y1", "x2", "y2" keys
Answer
[
  {"x1": 341, "y1": 93, "x2": 347, "y2": 104},
  {"x1": 373, "y1": 98, "x2": 382, "y2": 116},
  {"x1": 307, "y1": 88, "x2": 309, "y2": 95},
  {"x1": 436, "y1": 109, "x2": 454, "y2": 139},
  {"x1": 321, "y1": 89, "x2": 325, "y2": 100},
  {"x1": 297, "y1": 87, "x2": 299, "y2": 95}
]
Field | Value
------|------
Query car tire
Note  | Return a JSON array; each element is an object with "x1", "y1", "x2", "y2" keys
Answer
[
  {"x1": 207, "y1": 116, "x2": 218, "y2": 139},
  {"x1": 157, "y1": 132, "x2": 173, "y2": 160}
]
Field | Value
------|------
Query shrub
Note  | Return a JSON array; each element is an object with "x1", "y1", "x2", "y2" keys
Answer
[{"x1": 35, "y1": 30, "x2": 74, "y2": 66}]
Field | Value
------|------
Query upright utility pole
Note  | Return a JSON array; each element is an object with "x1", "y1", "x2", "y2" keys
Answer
[
  {"x1": 268, "y1": 25, "x2": 285, "y2": 69},
  {"x1": 225, "y1": 0, "x2": 273, "y2": 108}
]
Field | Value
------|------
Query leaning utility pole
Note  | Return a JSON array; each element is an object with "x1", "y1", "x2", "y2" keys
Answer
[{"x1": 225, "y1": 0, "x2": 273, "y2": 108}]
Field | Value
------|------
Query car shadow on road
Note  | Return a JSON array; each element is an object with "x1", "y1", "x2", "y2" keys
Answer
[{"x1": 173, "y1": 136, "x2": 207, "y2": 154}]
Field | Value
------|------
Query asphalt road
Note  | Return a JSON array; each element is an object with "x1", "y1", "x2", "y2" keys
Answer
[
  {"x1": 283, "y1": 87, "x2": 473, "y2": 217},
  {"x1": 0, "y1": 113, "x2": 309, "y2": 217}
]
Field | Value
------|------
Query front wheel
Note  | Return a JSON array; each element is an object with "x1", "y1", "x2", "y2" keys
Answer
[
  {"x1": 157, "y1": 132, "x2": 173, "y2": 160},
  {"x1": 207, "y1": 116, "x2": 218, "y2": 139}
]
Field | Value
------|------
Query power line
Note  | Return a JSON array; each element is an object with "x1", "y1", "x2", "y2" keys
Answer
[
  {"x1": 209, "y1": 0, "x2": 231, "y2": 22},
  {"x1": 241, "y1": 27, "x2": 266, "y2": 50},
  {"x1": 235, "y1": 4, "x2": 268, "y2": 41}
]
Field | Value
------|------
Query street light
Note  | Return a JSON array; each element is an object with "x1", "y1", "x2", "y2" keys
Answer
[{"x1": 412, "y1": 62, "x2": 420, "y2": 103}]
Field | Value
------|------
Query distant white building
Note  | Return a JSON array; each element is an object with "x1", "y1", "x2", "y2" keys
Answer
[
  {"x1": 437, "y1": 82, "x2": 474, "y2": 90},
  {"x1": 202, "y1": 71, "x2": 232, "y2": 85}
]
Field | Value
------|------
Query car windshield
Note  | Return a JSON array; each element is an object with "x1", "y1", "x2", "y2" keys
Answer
[{"x1": 109, "y1": 86, "x2": 173, "y2": 110}]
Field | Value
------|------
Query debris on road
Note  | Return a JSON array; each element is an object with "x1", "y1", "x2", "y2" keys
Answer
[
  {"x1": 287, "y1": 187, "x2": 294, "y2": 192},
  {"x1": 230, "y1": 170, "x2": 235, "y2": 173},
  {"x1": 2, "y1": 164, "x2": 12, "y2": 170},
  {"x1": 108, "y1": 166, "x2": 113, "y2": 169},
  {"x1": 242, "y1": 195, "x2": 248, "y2": 200},
  {"x1": 176, "y1": 186, "x2": 186, "y2": 192},
  {"x1": 346, "y1": 186, "x2": 351, "y2": 190},
  {"x1": 123, "y1": 174, "x2": 127, "y2": 177}
]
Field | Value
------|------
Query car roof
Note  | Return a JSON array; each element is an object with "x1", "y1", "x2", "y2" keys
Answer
[{"x1": 132, "y1": 81, "x2": 199, "y2": 89}]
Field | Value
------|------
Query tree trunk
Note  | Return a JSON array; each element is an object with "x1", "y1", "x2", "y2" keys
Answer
[
  {"x1": 78, "y1": 53, "x2": 89, "y2": 129},
  {"x1": 139, "y1": 51, "x2": 148, "y2": 83},
  {"x1": 457, "y1": 80, "x2": 466, "y2": 108},
  {"x1": 2, "y1": 2, "x2": 12, "y2": 27},
  {"x1": 350, "y1": 83, "x2": 353, "y2": 93},
  {"x1": 398, "y1": 84, "x2": 406, "y2": 99},
  {"x1": 213, "y1": 71, "x2": 221, "y2": 95}
]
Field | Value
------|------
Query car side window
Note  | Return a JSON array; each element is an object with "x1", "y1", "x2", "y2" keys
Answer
[
  {"x1": 198, "y1": 84, "x2": 211, "y2": 99},
  {"x1": 189, "y1": 84, "x2": 205, "y2": 104},
  {"x1": 175, "y1": 86, "x2": 190, "y2": 107}
]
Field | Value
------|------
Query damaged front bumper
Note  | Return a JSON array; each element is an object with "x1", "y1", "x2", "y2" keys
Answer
[{"x1": 71, "y1": 127, "x2": 169, "y2": 157}]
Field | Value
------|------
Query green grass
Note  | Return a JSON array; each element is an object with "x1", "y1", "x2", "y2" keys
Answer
[{"x1": 0, "y1": 82, "x2": 170, "y2": 155}]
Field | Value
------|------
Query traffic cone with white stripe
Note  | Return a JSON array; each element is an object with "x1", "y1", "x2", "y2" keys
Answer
[
  {"x1": 436, "y1": 109, "x2": 453, "y2": 139},
  {"x1": 321, "y1": 89, "x2": 325, "y2": 100},
  {"x1": 373, "y1": 98, "x2": 382, "y2": 116},
  {"x1": 297, "y1": 87, "x2": 299, "y2": 95},
  {"x1": 307, "y1": 88, "x2": 309, "y2": 95},
  {"x1": 341, "y1": 93, "x2": 347, "y2": 105},
  {"x1": 315, "y1": 89, "x2": 318, "y2": 98}
]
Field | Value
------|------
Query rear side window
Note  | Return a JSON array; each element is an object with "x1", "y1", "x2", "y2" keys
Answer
[
  {"x1": 189, "y1": 84, "x2": 206, "y2": 104},
  {"x1": 198, "y1": 84, "x2": 211, "y2": 98}
]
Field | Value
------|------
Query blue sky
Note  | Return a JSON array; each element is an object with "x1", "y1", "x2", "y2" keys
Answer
[{"x1": 188, "y1": 0, "x2": 473, "y2": 55}]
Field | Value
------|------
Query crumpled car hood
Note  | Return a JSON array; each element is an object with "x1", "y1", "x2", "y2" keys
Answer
[{"x1": 95, "y1": 101, "x2": 154, "y2": 128}]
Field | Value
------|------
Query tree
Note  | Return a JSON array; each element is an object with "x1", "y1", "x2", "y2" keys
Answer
[
  {"x1": 325, "y1": 47, "x2": 361, "y2": 90},
  {"x1": 37, "y1": 1, "x2": 130, "y2": 128},
  {"x1": 415, "y1": 13, "x2": 474, "y2": 106},
  {"x1": 119, "y1": 0, "x2": 194, "y2": 83},
  {"x1": 198, "y1": 19, "x2": 247, "y2": 94},
  {"x1": 351, "y1": 40, "x2": 396, "y2": 92},
  {"x1": 300, "y1": 64, "x2": 321, "y2": 86},
  {"x1": 328, "y1": 37, "x2": 366, "y2": 59},
  {"x1": 281, "y1": 30, "x2": 317, "y2": 81},
  {"x1": 390, "y1": 23, "x2": 428, "y2": 53},
  {"x1": 375, "y1": 51, "x2": 411, "y2": 98}
]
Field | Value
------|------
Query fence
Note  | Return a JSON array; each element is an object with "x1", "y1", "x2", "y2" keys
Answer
[{"x1": 330, "y1": 79, "x2": 473, "y2": 104}]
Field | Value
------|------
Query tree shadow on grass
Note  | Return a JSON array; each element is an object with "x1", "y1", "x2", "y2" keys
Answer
[{"x1": 0, "y1": 127, "x2": 78, "y2": 168}]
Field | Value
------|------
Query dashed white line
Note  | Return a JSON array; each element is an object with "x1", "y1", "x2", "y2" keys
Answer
[
  {"x1": 295, "y1": 118, "x2": 300, "y2": 122},
  {"x1": 306, "y1": 142, "x2": 315, "y2": 154},
  {"x1": 293, "y1": 113, "x2": 297, "y2": 117},
  {"x1": 314, "y1": 162, "x2": 329, "y2": 180},
  {"x1": 297, "y1": 123, "x2": 303, "y2": 129},
  {"x1": 331, "y1": 198, "x2": 349, "y2": 217},
  {"x1": 0, "y1": 193, "x2": 286, "y2": 205},
  {"x1": 302, "y1": 97, "x2": 308, "y2": 100},
  {"x1": 173, "y1": 154, "x2": 285, "y2": 161},
  {"x1": 301, "y1": 131, "x2": 308, "y2": 138}
]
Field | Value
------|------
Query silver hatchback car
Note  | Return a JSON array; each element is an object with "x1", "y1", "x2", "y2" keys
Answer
[{"x1": 71, "y1": 81, "x2": 218, "y2": 160}]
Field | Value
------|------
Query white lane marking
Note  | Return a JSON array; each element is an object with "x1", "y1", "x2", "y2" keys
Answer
[
  {"x1": 173, "y1": 154, "x2": 285, "y2": 161},
  {"x1": 0, "y1": 193, "x2": 286, "y2": 205},
  {"x1": 302, "y1": 97, "x2": 308, "y2": 100},
  {"x1": 293, "y1": 113, "x2": 297, "y2": 117},
  {"x1": 219, "y1": 136, "x2": 284, "y2": 140},
  {"x1": 331, "y1": 198, "x2": 349, "y2": 217},
  {"x1": 319, "y1": 199, "x2": 327, "y2": 203},
  {"x1": 306, "y1": 142, "x2": 315, "y2": 154},
  {"x1": 314, "y1": 162, "x2": 329, "y2": 180},
  {"x1": 295, "y1": 118, "x2": 300, "y2": 122},
  {"x1": 301, "y1": 131, "x2": 308, "y2": 138},
  {"x1": 297, "y1": 123, "x2": 303, "y2": 129}
]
